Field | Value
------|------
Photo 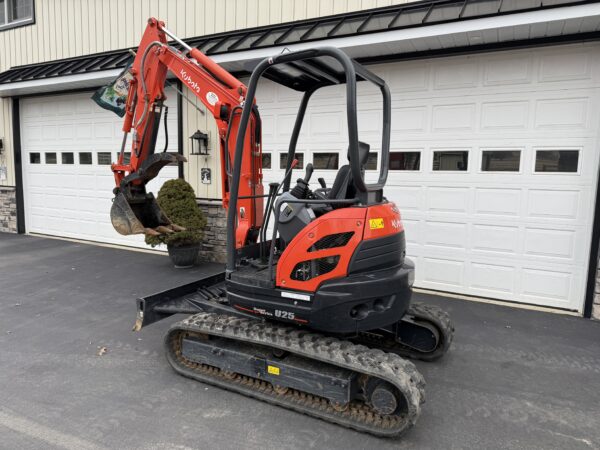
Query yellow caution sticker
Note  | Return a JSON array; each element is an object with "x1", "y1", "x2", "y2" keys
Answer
[
  {"x1": 267, "y1": 365, "x2": 280, "y2": 375},
  {"x1": 369, "y1": 218, "x2": 384, "y2": 230}
]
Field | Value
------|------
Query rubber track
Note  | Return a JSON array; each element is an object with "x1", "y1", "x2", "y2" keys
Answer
[
  {"x1": 355, "y1": 302, "x2": 455, "y2": 362},
  {"x1": 165, "y1": 312, "x2": 426, "y2": 438},
  {"x1": 402, "y1": 302, "x2": 454, "y2": 361}
]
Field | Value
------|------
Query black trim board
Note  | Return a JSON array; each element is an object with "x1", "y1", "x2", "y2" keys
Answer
[
  {"x1": 12, "y1": 97, "x2": 25, "y2": 234},
  {"x1": 177, "y1": 80, "x2": 184, "y2": 180},
  {"x1": 583, "y1": 164, "x2": 600, "y2": 318}
]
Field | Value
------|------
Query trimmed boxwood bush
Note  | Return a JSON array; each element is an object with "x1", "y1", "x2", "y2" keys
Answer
[{"x1": 145, "y1": 179, "x2": 206, "y2": 248}]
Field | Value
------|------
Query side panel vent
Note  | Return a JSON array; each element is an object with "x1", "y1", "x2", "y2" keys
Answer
[
  {"x1": 290, "y1": 256, "x2": 340, "y2": 281},
  {"x1": 309, "y1": 232, "x2": 354, "y2": 252}
]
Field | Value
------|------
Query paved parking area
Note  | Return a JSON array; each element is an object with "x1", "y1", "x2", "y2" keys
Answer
[{"x1": 1, "y1": 233, "x2": 599, "y2": 450}]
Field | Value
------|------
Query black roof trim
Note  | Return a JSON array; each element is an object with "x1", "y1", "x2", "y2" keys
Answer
[{"x1": 0, "y1": 0, "x2": 592, "y2": 85}]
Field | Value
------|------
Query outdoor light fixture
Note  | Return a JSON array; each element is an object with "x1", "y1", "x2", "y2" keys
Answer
[{"x1": 190, "y1": 130, "x2": 209, "y2": 156}]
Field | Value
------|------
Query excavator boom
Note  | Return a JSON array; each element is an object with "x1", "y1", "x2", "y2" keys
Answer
[{"x1": 110, "y1": 18, "x2": 263, "y2": 246}]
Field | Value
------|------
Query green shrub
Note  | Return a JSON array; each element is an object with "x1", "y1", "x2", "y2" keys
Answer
[{"x1": 145, "y1": 179, "x2": 206, "y2": 248}]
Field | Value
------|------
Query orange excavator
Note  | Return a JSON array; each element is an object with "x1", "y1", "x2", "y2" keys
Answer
[{"x1": 110, "y1": 18, "x2": 454, "y2": 437}]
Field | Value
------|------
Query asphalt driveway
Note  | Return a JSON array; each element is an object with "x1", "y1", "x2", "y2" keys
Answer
[{"x1": 1, "y1": 233, "x2": 599, "y2": 450}]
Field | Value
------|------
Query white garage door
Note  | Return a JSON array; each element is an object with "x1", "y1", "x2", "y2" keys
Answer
[
  {"x1": 21, "y1": 88, "x2": 179, "y2": 249},
  {"x1": 257, "y1": 43, "x2": 600, "y2": 312}
]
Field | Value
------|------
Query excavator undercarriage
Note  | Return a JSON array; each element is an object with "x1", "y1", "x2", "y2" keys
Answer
[{"x1": 134, "y1": 270, "x2": 453, "y2": 437}]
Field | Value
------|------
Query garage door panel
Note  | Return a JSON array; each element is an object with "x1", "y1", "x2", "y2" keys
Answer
[
  {"x1": 473, "y1": 188, "x2": 522, "y2": 216},
  {"x1": 483, "y1": 56, "x2": 532, "y2": 86},
  {"x1": 526, "y1": 189, "x2": 580, "y2": 220},
  {"x1": 481, "y1": 101, "x2": 529, "y2": 130},
  {"x1": 386, "y1": 64, "x2": 430, "y2": 92},
  {"x1": 539, "y1": 50, "x2": 593, "y2": 83},
  {"x1": 22, "y1": 89, "x2": 179, "y2": 250},
  {"x1": 391, "y1": 106, "x2": 428, "y2": 132},
  {"x1": 519, "y1": 267, "x2": 574, "y2": 304},
  {"x1": 534, "y1": 97, "x2": 589, "y2": 130},
  {"x1": 523, "y1": 228, "x2": 576, "y2": 260},
  {"x1": 469, "y1": 262, "x2": 517, "y2": 294},
  {"x1": 431, "y1": 103, "x2": 476, "y2": 131},
  {"x1": 471, "y1": 224, "x2": 519, "y2": 254},
  {"x1": 387, "y1": 186, "x2": 423, "y2": 210},
  {"x1": 426, "y1": 187, "x2": 469, "y2": 213},
  {"x1": 423, "y1": 221, "x2": 468, "y2": 250},
  {"x1": 421, "y1": 257, "x2": 465, "y2": 288}
]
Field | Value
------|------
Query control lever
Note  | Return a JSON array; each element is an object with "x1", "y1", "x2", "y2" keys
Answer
[
  {"x1": 301, "y1": 163, "x2": 314, "y2": 184},
  {"x1": 290, "y1": 163, "x2": 314, "y2": 199},
  {"x1": 318, "y1": 177, "x2": 327, "y2": 189}
]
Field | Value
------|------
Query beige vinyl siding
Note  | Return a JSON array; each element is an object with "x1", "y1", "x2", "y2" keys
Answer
[{"x1": 0, "y1": 0, "x2": 418, "y2": 190}]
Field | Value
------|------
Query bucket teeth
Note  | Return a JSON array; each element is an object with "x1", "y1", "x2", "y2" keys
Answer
[
  {"x1": 155, "y1": 225, "x2": 175, "y2": 234},
  {"x1": 144, "y1": 227, "x2": 162, "y2": 237}
]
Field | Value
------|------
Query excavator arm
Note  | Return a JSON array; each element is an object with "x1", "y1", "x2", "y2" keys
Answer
[{"x1": 110, "y1": 18, "x2": 263, "y2": 247}]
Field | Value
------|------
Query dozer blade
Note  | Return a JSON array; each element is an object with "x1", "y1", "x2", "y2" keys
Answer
[{"x1": 110, "y1": 152, "x2": 187, "y2": 236}]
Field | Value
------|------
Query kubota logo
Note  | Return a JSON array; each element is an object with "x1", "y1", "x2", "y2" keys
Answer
[{"x1": 180, "y1": 69, "x2": 200, "y2": 93}]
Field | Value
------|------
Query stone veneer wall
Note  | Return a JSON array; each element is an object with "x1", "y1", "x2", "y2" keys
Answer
[
  {"x1": 197, "y1": 200, "x2": 227, "y2": 264},
  {"x1": 0, "y1": 186, "x2": 17, "y2": 233}
]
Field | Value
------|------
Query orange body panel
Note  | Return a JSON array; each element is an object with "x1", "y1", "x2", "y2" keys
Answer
[
  {"x1": 276, "y1": 202, "x2": 403, "y2": 293},
  {"x1": 363, "y1": 202, "x2": 404, "y2": 240}
]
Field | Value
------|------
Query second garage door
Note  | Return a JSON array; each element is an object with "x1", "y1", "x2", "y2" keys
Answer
[
  {"x1": 21, "y1": 88, "x2": 179, "y2": 249},
  {"x1": 258, "y1": 43, "x2": 600, "y2": 312}
]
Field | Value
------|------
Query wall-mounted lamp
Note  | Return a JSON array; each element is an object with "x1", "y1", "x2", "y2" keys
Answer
[{"x1": 190, "y1": 130, "x2": 209, "y2": 156}]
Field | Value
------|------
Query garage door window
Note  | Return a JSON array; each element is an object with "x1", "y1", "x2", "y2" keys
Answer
[
  {"x1": 481, "y1": 150, "x2": 521, "y2": 172},
  {"x1": 262, "y1": 153, "x2": 271, "y2": 169},
  {"x1": 29, "y1": 153, "x2": 40, "y2": 164},
  {"x1": 313, "y1": 153, "x2": 339, "y2": 170},
  {"x1": 61, "y1": 152, "x2": 74, "y2": 164},
  {"x1": 280, "y1": 152, "x2": 304, "y2": 170},
  {"x1": 45, "y1": 152, "x2": 57, "y2": 164},
  {"x1": 433, "y1": 150, "x2": 468, "y2": 171},
  {"x1": 98, "y1": 152, "x2": 112, "y2": 165},
  {"x1": 79, "y1": 152, "x2": 92, "y2": 165},
  {"x1": 535, "y1": 149, "x2": 579, "y2": 173},
  {"x1": 390, "y1": 151, "x2": 420, "y2": 171}
]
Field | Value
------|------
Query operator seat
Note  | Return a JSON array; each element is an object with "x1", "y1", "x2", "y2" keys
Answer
[{"x1": 327, "y1": 141, "x2": 370, "y2": 208}]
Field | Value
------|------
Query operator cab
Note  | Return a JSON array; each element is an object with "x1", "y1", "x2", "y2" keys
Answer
[
  {"x1": 277, "y1": 141, "x2": 371, "y2": 245},
  {"x1": 228, "y1": 47, "x2": 391, "y2": 284}
]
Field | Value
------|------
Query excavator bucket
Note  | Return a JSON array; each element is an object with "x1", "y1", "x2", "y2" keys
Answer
[{"x1": 111, "y1": 152, "x2": 187, "y2": 236}]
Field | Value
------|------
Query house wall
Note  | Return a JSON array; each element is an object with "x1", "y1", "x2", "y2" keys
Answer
[{"x1": 0, "y1": 0, "x2": 418, "y2": 196}]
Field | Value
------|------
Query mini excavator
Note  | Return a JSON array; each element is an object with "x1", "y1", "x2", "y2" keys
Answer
[{"x1": 110, "y1": 18, "x2": 454, "y2": 437}]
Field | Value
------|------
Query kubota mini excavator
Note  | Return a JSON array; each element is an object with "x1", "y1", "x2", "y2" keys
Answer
[{"x1": 110, "y1": 18, "x2": 454, "y2": 437}]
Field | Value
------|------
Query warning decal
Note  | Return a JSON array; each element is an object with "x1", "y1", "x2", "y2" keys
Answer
[{"x1": 369, "y1": 218, "x2": 384, "y2": 230}]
